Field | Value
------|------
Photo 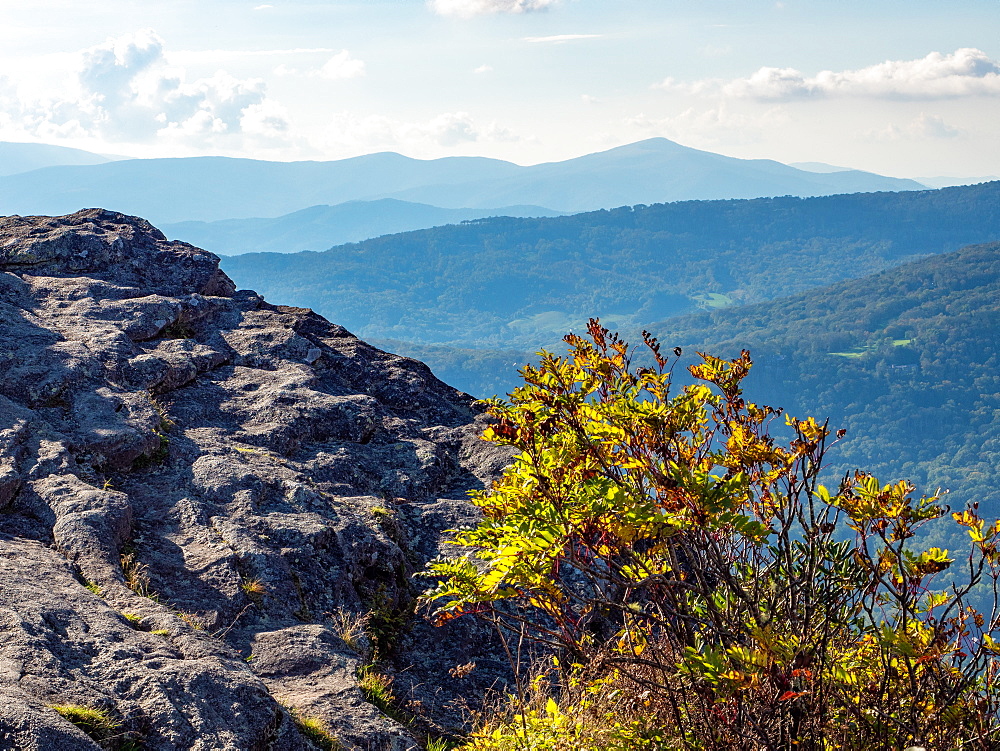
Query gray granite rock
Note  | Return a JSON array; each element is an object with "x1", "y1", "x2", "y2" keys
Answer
[{"x1": 0, "y1": 209, "x2": 512, "y2": 750}]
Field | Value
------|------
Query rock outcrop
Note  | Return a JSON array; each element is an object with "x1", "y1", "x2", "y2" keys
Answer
[{"x1": 0, "y1": 210, "x2": 511, "y2": 750}]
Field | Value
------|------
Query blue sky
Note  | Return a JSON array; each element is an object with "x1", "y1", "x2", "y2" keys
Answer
[{"x1": 1, "y1": 0, "x2": 998, "y2": 177}]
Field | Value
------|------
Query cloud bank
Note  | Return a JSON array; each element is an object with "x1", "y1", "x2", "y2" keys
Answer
[
  {"x1": 429, "y1": 0, "x2": 556, "y2": 19},
  {"x1": 1, "y1": 29, "x2": 290, "y2": 148},
  {"x1": 660, "y1": 48, "x2": 1000, "y2": 101}
]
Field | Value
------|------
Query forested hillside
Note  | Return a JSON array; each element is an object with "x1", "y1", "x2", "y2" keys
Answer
[
  {"x1": 380, "y1": 242, "x2": 1000, "y2": 555},
  {"x1": 222, "y1": 182, "x2": 1000, "y2": 350},
  {"x1": 222, "y1": 184, "x2": 1000, "y2": 529},
  {"x1": 654, "y1": 240, "x2": 1000, "y2": 517}
]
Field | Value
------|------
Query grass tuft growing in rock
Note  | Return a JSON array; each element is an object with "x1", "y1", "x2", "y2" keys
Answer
[
  {"x1": 120, "y1": 551, "x2": 155, "y2": 599},
  {"x1": 357, "y1": 665, "x2": 399, "y2": 719},
  {"x1": 240, "y1": 576, "x2": 267, "y2": 605},
  {"x1": 285, "y1": 706, "x2": 342, "y2": 751},
  {"x1": 50, "y1": 704, "x2": 126, "y2": 745},
  {"x1": 327, "y1": 607, "x2": 372, "y2": 656},
  {"x1": 176, "y1": 611, "x2": 207, "y2": 631},
  {"x1": 120, "y1": 612, "x2": 146, "y2": 630},
  {"x1": 425, "y1": 737, "x2": 459, "y2": 751}
]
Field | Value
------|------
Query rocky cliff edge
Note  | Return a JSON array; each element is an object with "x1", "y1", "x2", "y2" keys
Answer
[{"x1": 0, "y1": 209, "x2": 511, "y2": 750}]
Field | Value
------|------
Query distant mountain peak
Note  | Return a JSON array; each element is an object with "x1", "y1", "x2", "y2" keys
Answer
[{"x1": 0, "y1": 137, "x2": 926, "y2": 223}]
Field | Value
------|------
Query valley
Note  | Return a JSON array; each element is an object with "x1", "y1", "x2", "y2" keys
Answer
[{"x1": 215, "y1": 183, "x2": 1000, "y2": 529}]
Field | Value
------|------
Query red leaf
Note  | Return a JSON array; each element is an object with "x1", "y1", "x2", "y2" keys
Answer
[{"x1": 778, "y1": 691, "x2": 804, "y2": 701}]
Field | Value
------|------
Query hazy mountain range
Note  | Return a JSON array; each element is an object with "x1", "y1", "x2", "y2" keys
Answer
[
  {"x1": 790, "y1": 159, "x2": 1000, "y2": 189},
  {"x1": 1, "y1": 138, "x2": 924, "y2": 233},
  {"x1": 160, "y1": 200, "x2": 564, "y2": 255},
  {"x1": 220, "y1": 182, "x2": 1000, "y2": 351},
  {"x1": 0, "y1": 141, "x2": 122, "y2": 176}
]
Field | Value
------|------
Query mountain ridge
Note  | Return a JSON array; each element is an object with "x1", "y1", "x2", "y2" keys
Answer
[
  {"x1": 162, "y1": 198, "x2": 565, "y2": 255},
  {"x1": 220, "y1": 181, "x2": 1000, "y2": 350},
  {"x1": 0, "y1": 141, "x2": 118, "y2": 177},
  {"x1": 0, "y1": 137, "x2": 925, "y2": 225}
]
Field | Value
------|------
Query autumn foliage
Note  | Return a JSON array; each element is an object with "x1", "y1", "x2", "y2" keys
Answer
[{"x1": 421, "y1": 320, "x2": 1000, "y2": 749}]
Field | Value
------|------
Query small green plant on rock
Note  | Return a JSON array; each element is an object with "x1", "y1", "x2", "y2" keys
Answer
[
  {"x1": 50, "y1": 703, "x2": 142, "y2": 749},
  {"x1": 425, "y1": 737, "x2": 459, "y2": 751},
  {"x1": 162, "y1": 320, "x2": 195, "y2": 340},
  {"x1": 134, "y1": 393, "x2": 174, "y2": 467},
  {"x1": 360, "y1": 580, "x2": 415, "y2": 660},
  {"x1": 240, "y1": 576, "x2": 267, "y2": 605},
  {"x1": 357, "y1": 665, "x2": 399, "y2": 720},
  {"x1": 73, "y1": 567, "x2": 103, "y2": 597},
  {"x1": 285, "y1": 706, "x2": 343, "y2": 751},
  {"x1": 120, "y1": 550, "x2": 155, "y2": 599},
  {"x1": 120, "y1": 612, "x2": 146, "y2": 630}
]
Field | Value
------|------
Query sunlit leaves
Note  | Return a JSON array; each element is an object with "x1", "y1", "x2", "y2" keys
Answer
[{"x1": 419, "y1": 321, "x2": 1000, "y2": 750}]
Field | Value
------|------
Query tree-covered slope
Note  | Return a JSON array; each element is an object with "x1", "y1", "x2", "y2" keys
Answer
[
  {"x1": 378, "y1": 241, "x2": 1000, "y2": 546},
  {"x1": 651, "y1": 240, "x2": 1000, "y2": 520},
  {"x1": 222, "y1": 182, "x2": 1000, "y2": 350}
]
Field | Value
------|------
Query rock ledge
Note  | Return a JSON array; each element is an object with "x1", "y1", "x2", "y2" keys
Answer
[{"x1": 0, "y1": 210, "x2": 510, "y2": 750}]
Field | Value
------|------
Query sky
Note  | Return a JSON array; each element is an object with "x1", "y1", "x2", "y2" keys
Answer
[{"x1": 0, "y1": 0, "x2": 998, "y2": 177}]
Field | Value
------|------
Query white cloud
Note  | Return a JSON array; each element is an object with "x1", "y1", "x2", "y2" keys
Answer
[
  {"x1": 429, "y1": 0, "x2": 557, "y2": 19},
  {"x1": 402, "y1": 112, "x2": 518, "y2": 147},
  {"x1": 240, "y1": 100, "x2": 292, "y2": 141},
  {"x1": 408, "y1": 112, "x2": 479, "y2": 146},
  {"x1": 253, "y1": 4, "x2": 273, "y2": 9},
  {"x1": 909, "y1": 113, "x2": 963, "y2": 138},
  {"x1": 667, "y1": 48, "x2": 1000, "y2": 101},
  {"x1": 0, "y1": 76, "x2": 24, "y2": 125},
  {"x1": 721, "y1": 66, "x2": 812, "y2": 99},
  {"x1": 0, "y1": 29, "x2": 290, "y2": 149},
  {"x1": 870, "y1": 113, "x2": 965, "y2": 141},
  {"x1": 524, "y1": 34, "x2": 601, "y2": 44},
  {"x1": 317, "y1": 51, "x2": 366, "y2": 80},
  {"x1": 474, "y1": 64, "x2": 493, "y2": 74},
  {"x1": 275, "y1": 50, "x2": 366, "y2": 80}
]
